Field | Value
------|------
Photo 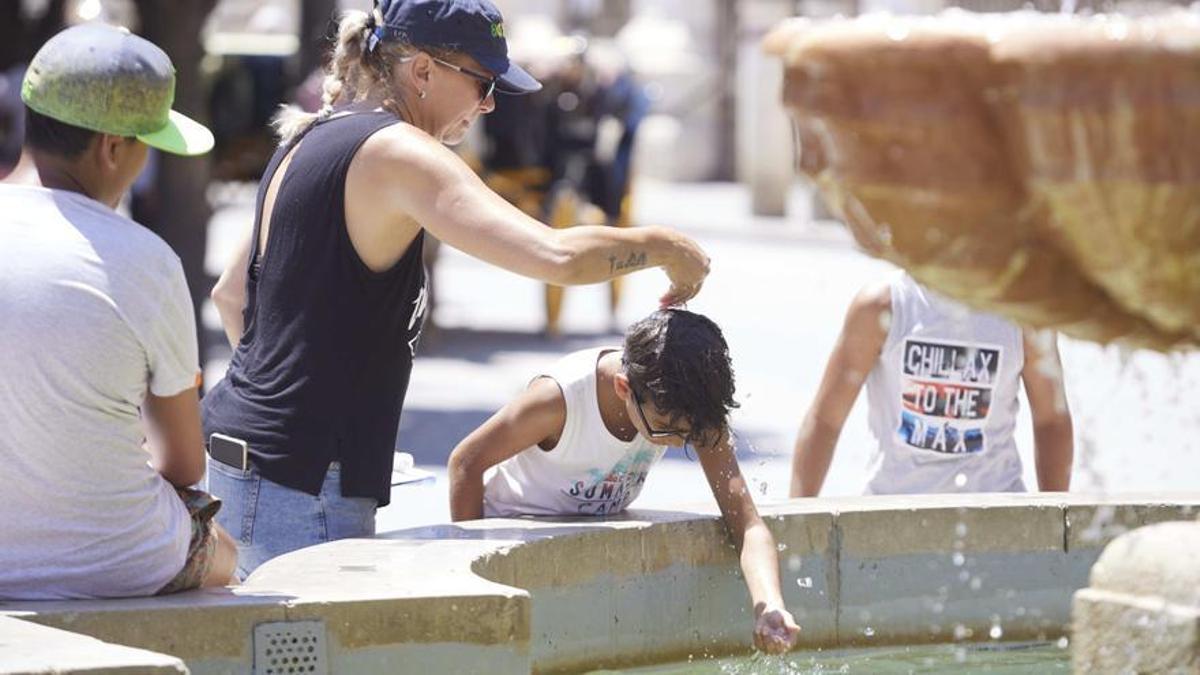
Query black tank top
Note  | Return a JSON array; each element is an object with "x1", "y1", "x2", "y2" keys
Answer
[{"x1": 202, "y1": 111, "x2": 427, "y2": 505}]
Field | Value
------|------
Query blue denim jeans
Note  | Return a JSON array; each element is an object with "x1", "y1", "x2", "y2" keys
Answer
[{"x1": 206, "y1": 458, "x2": 377, "y2": 579}]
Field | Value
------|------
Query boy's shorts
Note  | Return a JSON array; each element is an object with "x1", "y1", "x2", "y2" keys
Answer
[{"x1": 155, "y1": 487, "x2": 222, "y2": 595}]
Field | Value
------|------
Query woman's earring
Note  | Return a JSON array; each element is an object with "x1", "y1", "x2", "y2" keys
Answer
[{"x1": 419, "y1": 90, "x2": 426, "y2": 99}]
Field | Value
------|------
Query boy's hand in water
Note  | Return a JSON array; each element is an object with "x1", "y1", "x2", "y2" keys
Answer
[{"x1": 754, "y1": 603, "x2": 801, "y2": 654}]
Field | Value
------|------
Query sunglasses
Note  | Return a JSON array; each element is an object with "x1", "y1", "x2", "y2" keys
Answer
[
  {"x1": 430, "y1": 56, "x2": 497, "y2": 102},
  {"x1": 630, "y1": 386, "x2": 690, "y2": 440}
]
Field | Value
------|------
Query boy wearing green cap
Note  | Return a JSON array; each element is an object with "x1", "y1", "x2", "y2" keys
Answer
[{"x1": 0, "y1": 23, "x2": 235, "y2": 598}]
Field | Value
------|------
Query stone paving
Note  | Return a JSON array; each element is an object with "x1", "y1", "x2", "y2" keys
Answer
[{"x1": 202, "y1": 180, "x2": 1200, "y2": 533}]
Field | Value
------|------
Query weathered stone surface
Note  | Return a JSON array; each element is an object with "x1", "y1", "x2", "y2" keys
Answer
[
  {"x1": 765, "y1": 12, "x2": 1200, "y2": 349},
  {"x1": 3, "y1": 588, "x2": 286, "y2": 666},
  {"x1": 1071, "y1": 519, "x2": 1200, "y2": 673},
  {"x1": 1066, "y1": 496, "x2": 1200, "y2": 554},
  {"x1": 0, "y1": 615, "x2": 186, "y2": 674},
  {"x1": 1073, "y1": 588, "x2": 1200, "y2": 674}
]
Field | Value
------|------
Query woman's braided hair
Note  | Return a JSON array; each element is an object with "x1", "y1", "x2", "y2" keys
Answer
[{"x1": 272, "y1": 8, "x2": 455, "y2": 144}]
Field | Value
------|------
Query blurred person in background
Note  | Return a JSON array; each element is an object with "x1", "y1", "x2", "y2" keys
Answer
[
  {"x1": 790, "y1": 271, "x2": 1074, "y2": 498},
  {"x1": 479, "y1": 34, "x2": 650, "y2": 335},
  {"x1": 0, "y1": 64, "x2": 29, "y2": 181},
  {"x1": 204, "y1": 0, "x2": 710, "y2": 577}
]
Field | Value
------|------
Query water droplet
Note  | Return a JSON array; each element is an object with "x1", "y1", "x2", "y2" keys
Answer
[
  {"x1": 777, "y1": 543, "x2": 788, "y2": 552},
  {"x1": 877, "y1": 224, "x2": 893, "y2": 246},
  {"x1": 952, "y1": 552, "x2": 966, "y2": 566},
  {"x1": 954, "y1": 473, "x2": 968, "y2": 488},
  {"x1": 796, "y1": 577, "x2": 813, "y2": 588},
  {"x1": 1056, "y1": 637, "x2": 1070, "y2": 649},
  {"x1": 787, "y1": 554, "x2": 802, "y2": 572},
  {"x1": 77, "y1": 0, "x2": 102, "y2": 21},
  {"x1": 953, "y1": 624, "x2": 970, "y2": 640},
  {"x1": 955, "y1": 522, "x2": 968, "y2": 537},
  {"x1": 863, "y1": 626, "x2": 875, "y2": 637},
  {"x1": 970, "y1": 577, "x2": 983, "y2": 591},
  {"x1": 989, "y1": 624, "x2": 1003, "y2": 639}
]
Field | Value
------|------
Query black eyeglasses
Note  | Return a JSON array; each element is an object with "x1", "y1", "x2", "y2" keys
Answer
[
  {"x1": 630, "y1": 386, "x2": 690, "y2": 440},
  {"x1": 430, "y1": 56, "x2": 497, "y2": 102}
]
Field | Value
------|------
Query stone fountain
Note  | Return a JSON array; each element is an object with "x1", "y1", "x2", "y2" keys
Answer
[
  {"x1": 765, "y1": 10, "x2": 1200, "y2": 351},
  {"x1": 766, "y1": 11, "x2": 1200, "y2": 671}
]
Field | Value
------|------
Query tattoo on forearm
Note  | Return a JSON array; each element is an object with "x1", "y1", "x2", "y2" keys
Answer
[{"x1": 608, "y1": 251, "x2": 647, "y2": 274}]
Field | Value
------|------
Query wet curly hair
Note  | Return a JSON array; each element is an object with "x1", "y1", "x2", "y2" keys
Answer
[{"x1": 621, "y1": 309, "x2": 738, "y2": 447}]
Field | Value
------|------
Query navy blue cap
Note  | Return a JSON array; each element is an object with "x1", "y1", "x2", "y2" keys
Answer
[{"x1": 372, "y1": 0, "x2": 541, "y2": 95}]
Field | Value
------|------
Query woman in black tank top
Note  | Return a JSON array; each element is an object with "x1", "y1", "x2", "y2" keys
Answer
[{"x1": 201, "y1": 0, "x2": 711, "y2": 576}]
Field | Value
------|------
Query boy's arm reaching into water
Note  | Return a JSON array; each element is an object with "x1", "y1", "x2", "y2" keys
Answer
[
  {"x1": 698, "y1": 431, "x2": 801, "y2": 654},
  {"x1": 447, "y1": 377, "x2": 567, "y2": 521}
]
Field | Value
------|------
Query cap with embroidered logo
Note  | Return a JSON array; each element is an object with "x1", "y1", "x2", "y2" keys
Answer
[
  {"x1": 21, "y1": 23, "x2": 214, "y2": 156},
  {"x1": 372, "y1": 0, "x2": 541, "y2": 95}
]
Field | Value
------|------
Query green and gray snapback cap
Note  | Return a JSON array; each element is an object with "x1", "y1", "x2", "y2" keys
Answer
[{"x1": 21, "y1": 23, "x2": 213, "y2": 156}]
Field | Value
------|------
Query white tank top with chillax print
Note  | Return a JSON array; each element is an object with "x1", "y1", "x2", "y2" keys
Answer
[
  {"x1": 864, "y1": 272, "x2": 1026, "y2": 495},
  {"x1": 483, "y1": 348, "x2": 666, "y2": 517}
]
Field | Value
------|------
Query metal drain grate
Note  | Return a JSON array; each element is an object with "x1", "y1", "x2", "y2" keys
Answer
[{"x1": 253, "y1": 621, "x2": 328, "y2": 675}]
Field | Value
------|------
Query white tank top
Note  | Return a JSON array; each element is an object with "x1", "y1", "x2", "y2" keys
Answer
[
  {"x1": 483, "y1": 348, "x2": 666, "y2": 517},
  {"x1": 864, "y1": 272, "x2": 1026, "y2": 494}
]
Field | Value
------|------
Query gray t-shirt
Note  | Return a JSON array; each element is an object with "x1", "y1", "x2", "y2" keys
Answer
[
  {"x1": 864, "y1": 272, "x2": 1026, "y2": 495},
  {"x1": 0, "y1": 184, "x2": 199, "y2": 599}
]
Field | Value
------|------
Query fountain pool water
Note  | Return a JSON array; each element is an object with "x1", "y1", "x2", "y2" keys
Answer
[{"x1": 605, "y1": 641, "x2": 1069, "y2": 674}]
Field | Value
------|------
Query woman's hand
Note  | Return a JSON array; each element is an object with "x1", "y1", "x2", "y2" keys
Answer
[
  {"x1": 754, "y1": 603, "x2": 801, "y2": 654},
  {"x1": 658, "y1": 229, "x2": 710, "y2": 307}
]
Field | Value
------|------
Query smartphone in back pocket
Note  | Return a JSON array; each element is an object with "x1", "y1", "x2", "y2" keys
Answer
[{"x1": 208, "y1": 433, "x2": 249, "y2": 471}]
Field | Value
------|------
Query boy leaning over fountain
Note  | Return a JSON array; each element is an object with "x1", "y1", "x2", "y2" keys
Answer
[{"x1": 448, "y1": 309, "x2": 800, "y2": 654}]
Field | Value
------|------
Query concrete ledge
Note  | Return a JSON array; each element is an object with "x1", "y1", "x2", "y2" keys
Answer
[
  {"x1": 3, "y1": 493, "x2": 1198, "y2": 674},
  {"x1": 0, "y1": 615, "x2": 185, "y2": 674},
  {"x1": 1073, "y1": 589, "x2": 1200, "y2": 673},
  {"x1": 1071, "y1": 518, "x2": 1200, "y2": 673},
  {"x1": 3, "y1": 589, "x2": 288, "y2": 674}
]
